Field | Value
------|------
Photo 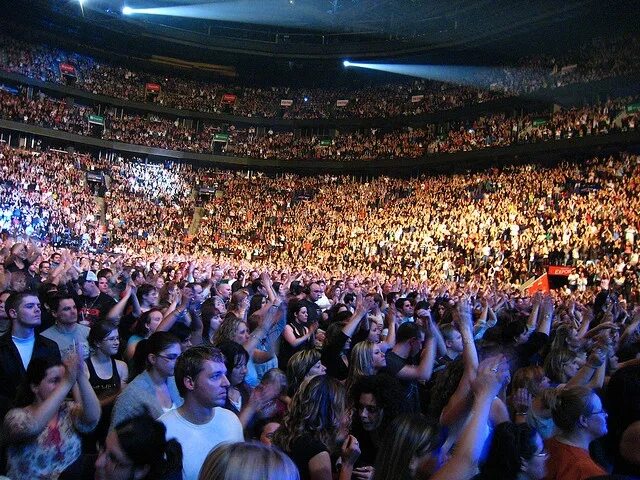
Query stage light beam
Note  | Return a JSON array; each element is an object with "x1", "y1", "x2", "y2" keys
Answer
[
  {"x1": 339, "y1": 61, "x2": 542, "y2": 91},
  {"x1": 122, "y1": 5, "x2": 133, "y2": 15}
]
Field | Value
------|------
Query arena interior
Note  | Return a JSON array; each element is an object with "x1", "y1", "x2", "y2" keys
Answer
[{"x1": 0, "y1": 0, "x2": 639, "y2": 479}]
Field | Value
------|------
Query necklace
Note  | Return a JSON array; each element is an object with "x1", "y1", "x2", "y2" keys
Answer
[{"x1": 84, "y1": 295, "x2": 99, "y2": 310}]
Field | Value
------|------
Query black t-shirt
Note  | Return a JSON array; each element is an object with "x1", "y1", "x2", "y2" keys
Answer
[
  {"x1": 287, "y1": 435, "x2": 329, "y2": 480},
  {"x1": 383, "y1": 351, "x2": 420, "y2": 413},
  {"x1": 321, "y1": 331, "x2": 350, "y2": 381},
  {"x1": 4, "y1": 259, "x2": 31, "y2": 273},
  {"x1": 77, "y1": 293, "x2": 117, "y2": 326}
]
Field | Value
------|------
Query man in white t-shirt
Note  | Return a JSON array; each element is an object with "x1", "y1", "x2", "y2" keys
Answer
[{"x1": 160, "y1": 345, "x2": 243, "y2": 480}]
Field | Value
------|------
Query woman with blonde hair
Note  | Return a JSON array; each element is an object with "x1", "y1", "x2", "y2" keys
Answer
[
  {"x1": 198, "y1": 441, "x2": 299, "y2": 480},
  {"x1": 286, "y1": 348, "x2": 326, "y2": 397},
  {"x1": 346, "y1": 340, "x2": 386, "y2": 392},
  {"x1": 273, "y1": 375, "x2": 360, "y2": 480},
  {"x1": 544, "y1": 349, "x2": 581, "y2": 385},
  {"x1": 213, "y1": 309, "x2": 278, "y2": 388}
]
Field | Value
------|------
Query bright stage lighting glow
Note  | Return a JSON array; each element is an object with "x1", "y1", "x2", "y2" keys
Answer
[
  {"x1": 341, "y1": 62, "x2": 529, "y2": 90},
  {"x1": 113, "y1": 2, "x2": 334, "y2": 29}
]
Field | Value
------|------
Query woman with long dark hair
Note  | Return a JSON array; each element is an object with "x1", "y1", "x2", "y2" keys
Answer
[
  {"x1": 84, "y1": 321, "x2": 128, "y2": 451},
  {"x1": 476, "y1": 422, "x2": 548, "y2": 480},
  {"x1": 279, "y1": 300, "x2": 318, "y2": 369},
  {"x1": 110, "y1": 331, "x2": 182, "y2": 428},
  {"x1": 374, "y1": 356, "x2": 510, "y2": 480},
  {"x1": 95, "y1": 412, "x2": 183, "y2": 480}
]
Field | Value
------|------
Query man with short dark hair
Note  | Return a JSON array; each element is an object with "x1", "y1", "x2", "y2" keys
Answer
[
  {"x1": 395, "y1": 297, "x2": 415, "y2": 324},
  {"x1": 160, "y1": 345, "x2": 243, "y2": 480},
  {"x1": 299, "y1": 282, "x2": 324, "y2": 325},
  {"x1": 41, "y1": 293, "x2": 90, "y2": 359},
  {"x1": 383, "y1": 322, "x2": 435, "y2": 413},
  {"x1": 0, "y1": 292, "x2": 61, "y2": 410}
]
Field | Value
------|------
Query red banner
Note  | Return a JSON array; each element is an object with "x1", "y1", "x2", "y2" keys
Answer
[
  {"x1": 524, "y1": 273, "x2": 550, "y2": 295},
  {"x1": 221, "y1": 93, "x2": 237, "y2": 104},
  {"x1": 548, "y1": 266, "x2": 575, "y2": 276},
  {"x1": 59, "y1": 63, "x2": 76, "y2": 76},
  {"x1": 145, "y1": 83, "x2": 161, "y2": 93}
]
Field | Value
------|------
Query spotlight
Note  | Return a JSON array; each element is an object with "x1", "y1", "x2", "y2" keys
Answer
[
  {"x1": 304, "y1": 97, "x2": 308, "y2": 102},
  {"x1": 343, "y1": 60, "x2": 350, "y2": 67},
  {"x1": 122, "y1": 5, "x2": 133, "y2": 15}
]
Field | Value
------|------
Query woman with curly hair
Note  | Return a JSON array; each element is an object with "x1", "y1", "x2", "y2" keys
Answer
[
  {"x1": 349, "y1": 374, "x2": 404, "y2": 473},
  {"x1": 272, "y1": 375, "x2": 360, "y2": 480}
]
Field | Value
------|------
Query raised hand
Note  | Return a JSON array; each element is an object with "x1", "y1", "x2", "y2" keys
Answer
[
  {"x1": 472, "y1": 355, "x2": 510, "y2": 399},
  {"x1": 341, "y1": 435, "x2": 361, "y2": 467}
]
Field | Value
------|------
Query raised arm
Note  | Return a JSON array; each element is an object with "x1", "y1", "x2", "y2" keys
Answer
[
  {"x1": 527, "y1": 293, "x2": 542, "y2": 331},
  {"x1": 342, "y1": 294, "x2": 371, "y2": 339},
  {"x1": 440, "y1": 298, "x2": 479, "y2": 427},
  {"x1": 381, "y1": 304, "x2": 397, "y2": 351},
  {"x1": 106, "y1": 283, "x2": 135, "y2": 324},
  {"x1": 4, "y1": 353, "x2": 79, "y2": 441},
  {"x1": 157, "y1": 287, "x2": 193, "y2": 332},
  {"x1": 75, "y1": 357, "x2": 101, "y2": 426},
  {"x1": 396, "y1": 334, "x2": 436, "y2": 381},
  {"x1": 432, "y1": 356, "x2": 510, "y2": 480},
  {"x1": 536, "y1": 294, "x2": 554, "y2": 335}
]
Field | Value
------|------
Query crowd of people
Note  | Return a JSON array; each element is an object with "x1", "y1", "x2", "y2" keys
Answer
[
  {"x1": 1, "y1": 142, "x2": 640, "y2": 300},
  {"x1": 1, "y1": 32, "x2": 639, "y2": 120},
  {"x1": 0, "y1": 225, "x2": 639, "y2": 479},
  {"x1": 2, "y1": 17, "x2": 640, "y2": 480},
  {"x1": 0, "y1": 137, "x2": 639, "y2": 480},
  {"x1": 0, "y1": 86, "x2": 638, "y2": 162},
  {"x1": 0, "y1": 145, "x2": 101, "y2": 248}
]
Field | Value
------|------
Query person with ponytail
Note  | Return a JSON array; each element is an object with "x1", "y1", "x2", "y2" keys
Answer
[
  {"x1": 95, "y1": 411, "x2": 183, "y2": 480},
  {"x1": 110, "y1": 331, "x2": 182, "y2": 429}
]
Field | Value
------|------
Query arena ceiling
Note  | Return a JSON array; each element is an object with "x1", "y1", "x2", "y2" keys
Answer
[{"x1": 6, "y1": 0, "x2": 638, "y2": 61}]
